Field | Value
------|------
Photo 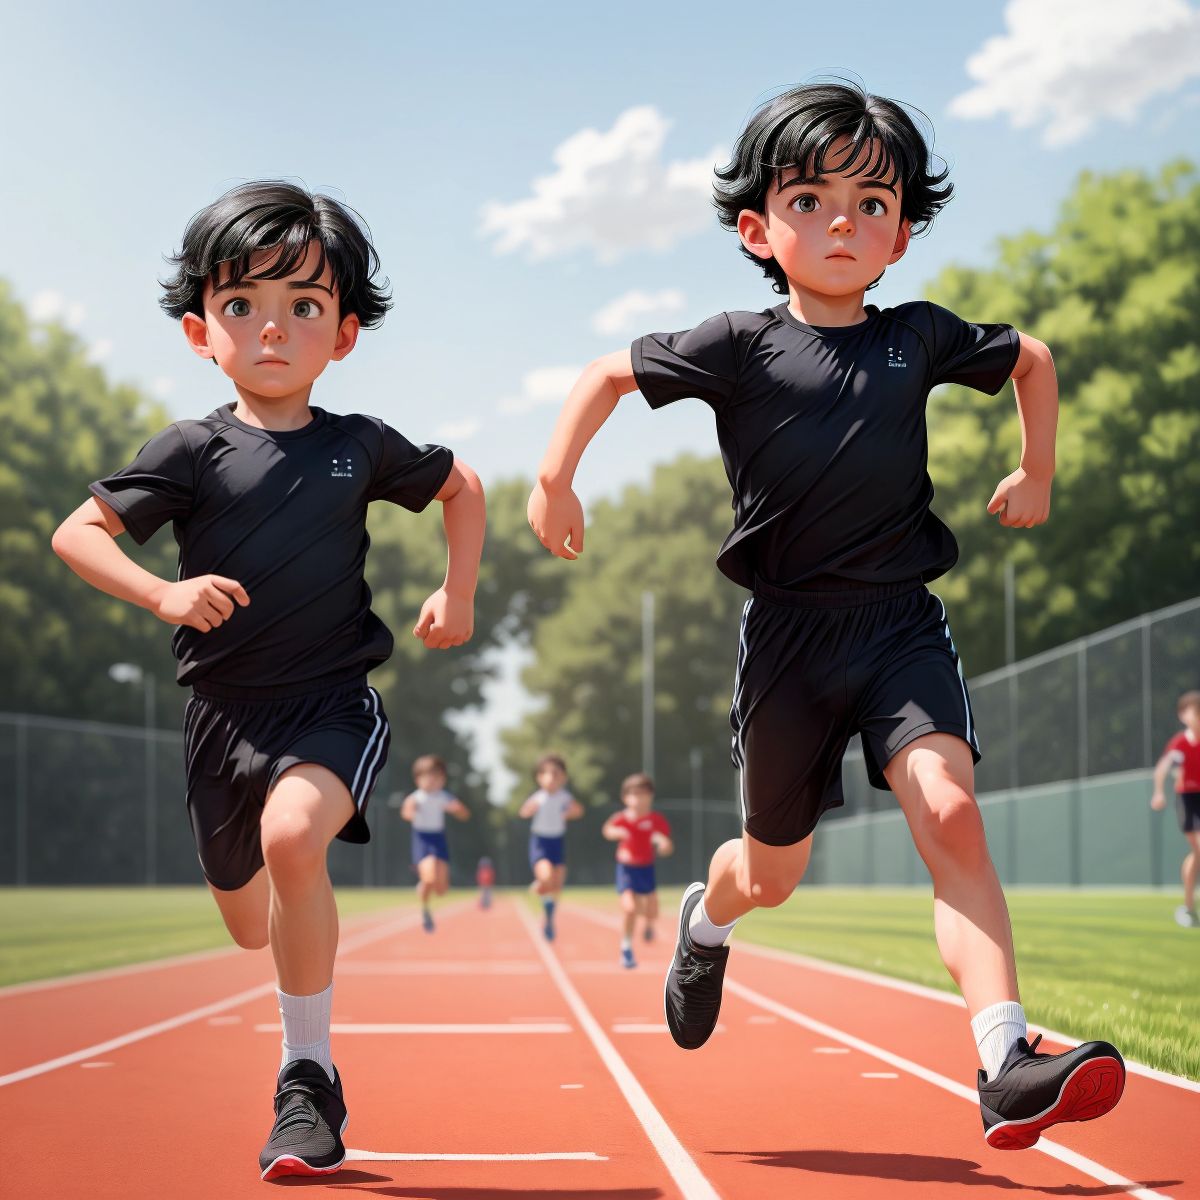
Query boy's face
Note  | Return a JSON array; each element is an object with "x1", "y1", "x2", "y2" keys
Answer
[
  {"x1": 181, "y1": 241, "x2": 359, "y2": 399},
  {"x1": 537, "y1": 764, "x2": 566, "y2": 792},
  {"x1": 415, "y1": 768, "x2": 447, "y2": 792},
  {"x1": 624, "y1": 786, "x2": 654, "y2": 816},
  {"x1": 738, "y1": 136, "x2": 911, "y2": 299},
  {"x1": 1180, "y1": 705, "x2": 1200, "y2": 736}
]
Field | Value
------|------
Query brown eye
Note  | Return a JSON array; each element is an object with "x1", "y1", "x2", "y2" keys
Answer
[{"x1": 860, "y1": 198, "x2": 887, "y2": 216}]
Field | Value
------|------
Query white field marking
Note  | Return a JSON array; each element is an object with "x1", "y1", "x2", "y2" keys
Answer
[
  {"x1": 509, "y1": 1015, "x2": 569, "y2": 1023},
  {"x1": 0, "y1": 907, "x2": 434, "y2": 1089},
  {"x1": 346, "y1": 1150, "x2": 606, "y2": 1162},
  {"x1": 337, "y1": 959, "x2": 542, "y2": 976},
  {"x1": 0, "y1": 905, "x2": 401, "y2": 997},
  {"x1": 566, "y1": 904, "x2": 1200, "y2": 1096},
  {"x1": 862, "y1": 1072, "x2": 899, "y2": 1079},
  {"x1": 561, "y1": 1083, "x2": 585, "y2": 1089},
  {"x1": 613, "y1": 1023, "x2": 726, "y2": 1035},
  {"x1": 727, "y1": 979, "x2": 1173, "y2": 1200},
  {"x1": 256, "y1": 1022, "x2": 572, "y2": 1035},
  {"x1": 80, "y1": 1062, "x2": 113, "y2": 1069},
  {"x1": 515, "y1": 902, "x2": 720, "y2": 1200},
  {"x1": 813, "y1": 1047, "x2": 851, "y2": 1054}
]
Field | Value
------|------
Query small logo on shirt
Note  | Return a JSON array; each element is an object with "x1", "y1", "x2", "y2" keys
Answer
[
  {"x1": 331, "y1": 456, "x2": 353, "y2": 478},
  {"x1": 887, "y1": 346, "x2": 907, "y2": 368}
]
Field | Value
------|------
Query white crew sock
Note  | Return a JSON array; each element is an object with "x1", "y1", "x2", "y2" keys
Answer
[
  {"x1": 971, "y1": 1000, "x2": 1028, "y2": 1079},
  {"x1": 688, "y1": 897, "x2": 739, "y2": 948},
  {"x1": 621, "y1": 936, "x2": 632, "y2": 951},
  {"x1": 278, "y1": 983, "x2": 335, "y2": 1083}
]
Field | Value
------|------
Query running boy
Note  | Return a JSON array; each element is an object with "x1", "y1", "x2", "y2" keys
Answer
[
  {"x1": 519, "y1": 753, "x2": 584, "y2": 939},
  {"x1": 396, "y1": 754, "x2": 470, "y2": 932},
  {"x1": 527, "y1": 82, "x2": 1124, "y2": 1148},
  {"x1": 603, "y1": 773, "x2": 673, "y2": 968},
  {"x1": 1151, "y1": 690, "x2": 1200, "y2": 928},
  {"x1": 52, "y1": 181, "x2": 486, "y2": 1180}
]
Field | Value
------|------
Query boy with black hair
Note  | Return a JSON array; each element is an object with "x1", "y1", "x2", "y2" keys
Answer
[
  {"x1": 528, "y1": 82, "x2": 1125, "y2": 1148},
  {"x1": 53, "y1": 180, "x2": 486, "y2": 1180},
  {"x1": 1151, "y1": 690, "x2": 1200, "y2": 927}
]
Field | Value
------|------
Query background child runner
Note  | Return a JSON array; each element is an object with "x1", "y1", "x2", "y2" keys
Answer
[
  {"x1": 1151, "y1": 690, "x2": 1200, "y2": 928},
  {"x1": 519, "y1": 753, "x2": 584, "y2": 940}
]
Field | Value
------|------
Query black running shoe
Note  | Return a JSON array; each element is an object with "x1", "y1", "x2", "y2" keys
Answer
[
  {"x1": 664, "y1": 882, "x2": 729, "y2": 1050},
  {"x1": 259, "y1": 1059, "x2": 349, "y2": 1180},
  {"x1": 978, "y1": 1034, "x2": 1125, "y2": 1150}
]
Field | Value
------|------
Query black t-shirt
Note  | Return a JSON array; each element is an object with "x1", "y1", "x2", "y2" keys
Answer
[
  {"x1": 91, "y1": 405, "x2": 454, "y2": 689},
  {"x1": 632, "y1": 301, "x2": 1020, "y2": 590}
]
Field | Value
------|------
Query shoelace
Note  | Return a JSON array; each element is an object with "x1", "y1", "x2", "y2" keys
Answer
[
  {"x1": 1027, "y1": 1034, "x2": 1043, "y2": 1055},
  {"x1": 270, "y1": 1083, "x2": 322, "y2": 1139}
]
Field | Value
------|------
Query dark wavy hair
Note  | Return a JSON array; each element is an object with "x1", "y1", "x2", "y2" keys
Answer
[
  {"x1": 714, "y1": 80, "x2": 953, "y2": 294},
  {"x1": 159, "y1": 180, "x2": 392, "y2": 327}
]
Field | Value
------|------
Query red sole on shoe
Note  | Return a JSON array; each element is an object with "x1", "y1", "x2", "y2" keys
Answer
[
  {"x1": 986, "y1": 1056, "x2": 1126, "y2": 1151},
  {"x1": 260, "y1": 1155, "x2": 345, "y2": 1181}
]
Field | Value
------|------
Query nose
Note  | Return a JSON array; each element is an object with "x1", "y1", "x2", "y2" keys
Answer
[
  {"x1": 260, "y1": 321, "x2": 287, "y2": 346},
  {"x1": 829, "y1": 213, "x2": 854, "y2": 236}
]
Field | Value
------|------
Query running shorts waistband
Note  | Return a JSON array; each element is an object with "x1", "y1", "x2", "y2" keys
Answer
[
  {"x1": 752, "y1": 575, "x2": 923, "y2": 610},
  {"x1": 191, "y1": 667, "x2": 369, "y2": 702}
]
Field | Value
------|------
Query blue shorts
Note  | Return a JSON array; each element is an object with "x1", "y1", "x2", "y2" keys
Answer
[
  {"x1": 412, "y1": 829, "x2": 449, "y2": 865},
  {"x1": 616, "y1": 863, "x2": 657, "y2": 895},
  {"x1": 529, "y1": 834, "x2": 565, "y2": 869}
]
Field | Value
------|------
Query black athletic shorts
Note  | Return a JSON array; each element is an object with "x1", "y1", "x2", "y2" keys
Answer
[
  {"x1": 1178, "y1": 792, "x2": 1200, "y2": 833},
  {"x1": 183, "y1": 671, "x2": 391, "y2": 890},
  {"x1": 729, "y1": 579, "x2": 980, "y2": 846}
]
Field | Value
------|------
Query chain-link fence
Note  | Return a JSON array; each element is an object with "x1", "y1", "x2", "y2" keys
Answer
[{"x1": 1, "y1": 595, "x2": 1196, "y2": 888}]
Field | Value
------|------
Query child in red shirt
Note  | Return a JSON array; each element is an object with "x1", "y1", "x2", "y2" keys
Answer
[
  {"x1": 603, "y1": 773, "x2": 673, "y2": 968},
  {"x1": 1151, "y1": 690, "x2": 1200, "y2": 927}
]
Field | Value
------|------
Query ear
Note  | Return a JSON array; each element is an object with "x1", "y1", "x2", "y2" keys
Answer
[
  {"x1": 331, "y1": 313, "x2": 360, "y2": 362},
  {"x1": 736, "y1": 209, "x2": 773, "y2": 262},
  {"x1": 181, "y1": 313, "x2": 215, "y2": 360},
  {"x1": 888, "y1": 218, "x2": 912, "y2": 266}
]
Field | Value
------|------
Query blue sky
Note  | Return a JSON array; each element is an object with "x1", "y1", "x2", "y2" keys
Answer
[{"x1": 4, "y1": 0, "x2": 1197, "y2": 796}]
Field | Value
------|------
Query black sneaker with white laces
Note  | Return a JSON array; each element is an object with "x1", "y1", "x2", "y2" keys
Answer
[
  {"x1": 259, "y1": 1059, "x2": 349, "y2": 1180},
  {"x1": 978, "y1": 1034, "x2": 1125, "y2": 1150},
  {"x1": 664, "y1": 881, "x2": 729, "y2": 1050}
]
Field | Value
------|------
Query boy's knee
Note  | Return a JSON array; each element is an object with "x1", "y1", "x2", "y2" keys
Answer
[
  {"x1": 228, "y1": 921, "x2": 269, "y2": 951},
  {"x1": 261, "y1": 814, "x2": 326, "y2": 881},
  {"x1": 918, "y1": 791, "x2": 987, "y2": 864},
  {"x1": 742, "y1": 872, "x2": 795, "y2": 908}
]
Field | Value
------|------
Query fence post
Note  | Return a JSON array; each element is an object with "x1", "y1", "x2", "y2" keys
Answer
[
  {"x1": 15, "y1": 716, "x2": 29, "y2": 886},
  {"x1": 1070, "y1": 644, "x2": 1087, "y2": 886}
]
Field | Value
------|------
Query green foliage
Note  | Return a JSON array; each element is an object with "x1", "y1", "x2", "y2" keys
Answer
[{"x1": 927, "y1": 159, "x2": 1200, "y2": 670}]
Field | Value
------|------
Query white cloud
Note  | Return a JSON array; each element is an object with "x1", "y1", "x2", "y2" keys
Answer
[
  {"x1": 480, "y1": 106, "x2": 721, "y2": 262},
  {"x1": 950, "y1": 0, "x2": 1200, "y2": 147},
  {"x1": 498, "y1": 366, "x2": 583, "y2": 416},
  {"x1": 591, "y1": 288, "x2": 687, "y2": 337},
  {"x1": 30, "y1": 290, "x2": 86, "y2": 329},
  {"x1": 85, "y1": 338, "x2": 113, "y2": 364},
  {"x1": 434, "y1": 418, "x2": 482, "y2": 441}
]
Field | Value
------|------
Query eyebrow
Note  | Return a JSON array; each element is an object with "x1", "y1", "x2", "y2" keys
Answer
[
  {"x1": 212, "y1": 278, "x2": 335, "y2": 296},
  {"x1": 779, "y1": 174, "x2": 898, "y2": 197}
]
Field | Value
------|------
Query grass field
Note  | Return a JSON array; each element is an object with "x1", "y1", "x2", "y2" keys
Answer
[{"x1": 3, "y1": 886, "x2": 1196, "y2": 1080}]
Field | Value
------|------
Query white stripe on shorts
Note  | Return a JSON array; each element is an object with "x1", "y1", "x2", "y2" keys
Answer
[
  {"x1": 351, "y1": 687, "x2": 387, "y2": 808},
  {"x1": 933, "y1": 596, "x2": 976, "y2": 751}
]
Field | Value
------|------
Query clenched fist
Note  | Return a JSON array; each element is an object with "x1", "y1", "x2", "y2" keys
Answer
[{"x1": 148, "y1": 576, "x2": 250, "y2": 632}]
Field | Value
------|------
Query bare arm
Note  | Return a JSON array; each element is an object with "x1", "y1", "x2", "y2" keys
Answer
[
  {"x1": 1152, "y1": 755, "x2": 1176, "y2": 809},
  {"x1": 528, "y1": 349, "x2": 638, "y2": 559},
  {"x1": 986, "y1": 333, "x2": 1057, "y2": 528},
  {"x1": 446, "y1": 798, "x2": 471, "y2": 822},
  {"x1": 52, "y1": 497, "x2": 249, "y2": 631},
  {"x1": 653, "y1": 834, "x2": 675, "y2": 858},
  {"x1": 400, "y1": 793, "x2": 418, "y2": 822},
  {"x1": 602, "y1": 815, "x2": 629, "y2": 841},
  {"x1": 565, "y1": 798, "x2": 586, "y2": 821},
  {"x1": 413, "y1": 459, "x2": 486, "y2": 650},
  {"x1": 518, "y1": 796, "x2": 539, "y2": 819}
]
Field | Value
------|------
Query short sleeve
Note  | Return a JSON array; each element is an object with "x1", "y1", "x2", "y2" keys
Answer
[
  {"x1": 1165, "y1": 733, "x2": 1186, "y2": 763},
  {"x1": 90, "y1": 424, "x2": 194, "y2": 545},
  {"x1": 632, "y1": 313, "x2": 739, "y2": 410},
  {"x1": 368, "y1": 422, "x2": 454, "y2": 512},
  {"x1": 655, "y1": 813, "x2": 672, "y2": 836},
  {"x1": 924, "y1": 302, "x2": 1021, "y2": 395}
]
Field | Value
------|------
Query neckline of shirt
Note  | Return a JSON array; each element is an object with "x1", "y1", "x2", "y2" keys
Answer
[
  {"x1": 215, "y1": 402, "x2": 328, "y2": 441},
  {"x1": 774, "y1": 302, "x2": 880, "y2": 338}
]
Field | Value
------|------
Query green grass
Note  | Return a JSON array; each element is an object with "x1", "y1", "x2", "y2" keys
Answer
[
  {"x1": 570, "y1": 887, "x2": 1200, "y2": 1081},
  {"x1": 0, "y1": 887, "x2": 408, "y2": 987}
]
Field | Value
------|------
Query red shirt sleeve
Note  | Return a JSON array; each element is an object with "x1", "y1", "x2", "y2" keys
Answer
[
  {"x1": 1165, "y1": 732, "x2": 1186, "y2": 760},
  {"x1": 653, "y1": 812, "x2": 672, "y2": 837}
]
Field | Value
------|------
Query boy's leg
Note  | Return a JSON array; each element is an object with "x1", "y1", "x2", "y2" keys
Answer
[
  {"x1": 698, "y1": 831, "x2": 814, "y2": 928},
  {"x1": 434, "y1": 858, "x2": 450, "y2": 897},
  {"x1": 883, "y1": 733, "x2": 1017, "y2": 1012},
  {"x1": 619, "y1": 890, "x2": 637, "y2": 941},
  {"x1": 643, "y1": 890, "x2": 659, "y2": 941},
  {"x1": 417, "y1": 855, "x2": 437, "y2": 903},
  {"x1": 531, "y1": 856, "x2": 554, "y2": 894},
  {"x1": 1181, "y1": 831, "x2": 1199, "y2": 911},
  {"x1": 207, "y1": 868, "x2": 270, "y2": 949}
]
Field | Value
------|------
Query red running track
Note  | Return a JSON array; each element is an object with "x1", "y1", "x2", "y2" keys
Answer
[{"x1": 2, "y1": 897, "x2": 1195, "y2": 1198}]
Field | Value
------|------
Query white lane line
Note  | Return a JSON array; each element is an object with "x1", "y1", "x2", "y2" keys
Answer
[
  {"x1": 346, "y1": 1150, "x2": 606, "y2": 1162},
  {"x1": 813, "y1": 1047, "x2": 850, "y2": 1054},
  {"x1": 515, "y1": 902, "x2": 720, "y2": 1200},
  {"x1": 727, "y1": 979, "x2": 1173, "y2": 1200},
  {"x1": 80, "y1": 1062, "x2": 113, "y2": 1069},
  {"x1": 0, "y1": 907, "x2": 436, "y2": 1089},
  {"x1": 255, "y1": 1022, "x2": 572, "y2": 1035},
  {"x1": 613, "y1": 1024, "x2": 725, "y2": 1035},
  {"x1": 338, "y1": 959, "x2": 543, "y2": 976},
  {"x1": 861, "y1": 1072, "x2": 899, "y2": 1079},
  {"x1": 561, "y1": 1084, "x2": 585, "y2": 1090},
  {"x1": 566, "y1": 903, "x2": 1200, "y2": 1096}
]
